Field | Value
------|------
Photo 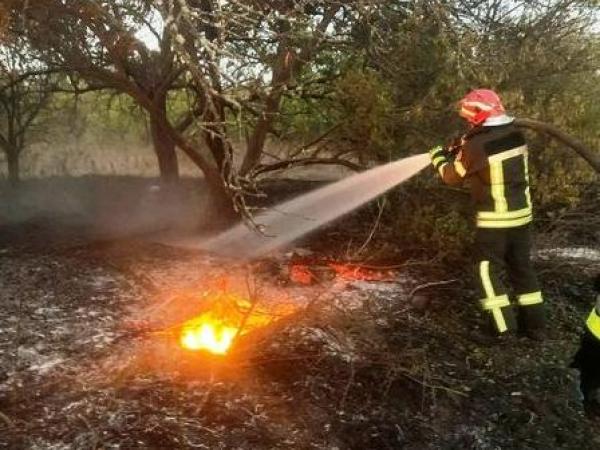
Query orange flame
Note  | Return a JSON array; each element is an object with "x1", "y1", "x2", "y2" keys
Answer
[
  {"x1": 328, "y1": 262, "x2": 392, "y2": 281},
  {"x1": 178, "y1": 292, "x2": 295, "y2": 355},
  {"x1": 180, "y1": 313, "x2": 239, "y2": 355},
  {"x1": 289, "y1": 264, "x2": 315, "y2": 285}
]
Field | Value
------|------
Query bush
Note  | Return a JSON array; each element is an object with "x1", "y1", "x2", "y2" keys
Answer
[{"x1": 383, "y1": 176, "x2": 474, "y2": 263}]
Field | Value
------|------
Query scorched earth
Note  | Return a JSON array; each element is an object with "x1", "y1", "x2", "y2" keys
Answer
[{"x1": 0, "y1": 218, "x2": 598, "y2": 449}]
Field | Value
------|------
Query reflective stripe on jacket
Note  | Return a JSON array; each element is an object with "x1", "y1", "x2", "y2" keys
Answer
[
  {"x1": 430, "y1": 123, "x2": 533, "y2": 228},
  {"x1": 587, "y1": 294, "x2": 600, "y2": 341}
]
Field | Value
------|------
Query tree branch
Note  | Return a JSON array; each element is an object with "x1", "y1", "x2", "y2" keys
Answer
[{"x1": 251, "y1": 157, "x2": 364, "y2": 177}]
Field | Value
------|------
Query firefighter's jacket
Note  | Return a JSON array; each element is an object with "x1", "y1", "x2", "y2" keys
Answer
[
  {"x1": 587, "y1": 301, "x2": 600, "y2": 343},
  {"x1": 572, "y1": 278, "x2": 600, "y2": 403},
  {"x1": 430, "y1": 123, "x2": 532, "y2": 228}
]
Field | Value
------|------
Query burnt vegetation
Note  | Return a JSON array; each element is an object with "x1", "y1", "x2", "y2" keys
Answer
[{"x1": 1, "y1": 0, "x2": 600, "y2": 449}]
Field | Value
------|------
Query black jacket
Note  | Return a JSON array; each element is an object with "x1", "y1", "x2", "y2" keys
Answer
[{"x1": 431, "y1": 123, "x2": 533, "y2": 228}]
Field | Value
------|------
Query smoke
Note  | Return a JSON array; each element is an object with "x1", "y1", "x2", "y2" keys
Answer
[
  {"x1": 169, "y1": 153, "x2": 431, "y2": 259},
  {"x1": 0, "y1": 150, "x2": 430, "y2": 251},
  {"x1": 0, "y1": 176, "x2": 212, "y2": 239}
]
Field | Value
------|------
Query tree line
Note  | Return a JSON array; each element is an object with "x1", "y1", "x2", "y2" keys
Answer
[{"x1": 1, "y1": 0, "x2": 598, "y2": 218}]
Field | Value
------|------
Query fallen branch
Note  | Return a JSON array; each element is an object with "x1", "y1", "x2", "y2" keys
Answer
[
  {"x1": 0, "y1": 410, "x2": 13, "y2": 428},
  {"x1": 348, "y1": 198, "x2": 387, "y2": 259},
  {"x1": 408, "y1": 279, "x2": 458, "y2": 299},
  {"x1": 235, "y1": 270, "x2": 261, "y2": 342},
  {"x1": 78, "y1": 414, "x2": 100, "y2": 448},
  {"x1": 515, "y1": 118, "x2": 600, "y2": 173},
  {"x1": 397, "y1": 368, "x2": 469, "y2": 398},
  {"x1": 339, "y1": 359, "x2": 356, "y2": 410}
]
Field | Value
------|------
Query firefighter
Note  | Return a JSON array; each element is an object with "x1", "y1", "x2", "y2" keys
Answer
[
  {"x1": 429, "y1": 89, "x2": 546, "y2": 338},
  {"x1": 572, "y1": 274, "x2": 600, "y2": 417}
]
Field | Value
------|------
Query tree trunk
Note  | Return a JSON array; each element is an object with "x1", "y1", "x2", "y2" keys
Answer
[
  {"x1": 196, "y1": 100, "x2": 237, "y2": 225},
  {"x1": 202, "y1": 107, "x2": 233, "y2": 178},
  {"x1": 239, "y1": 6, "x2": 339, "y2": 176},
  {"x1": 6, "y1": 150, "x2": 20, "y2": 187},
  {"x1": 150, "y1": 114, "x2": 179, "y2": 184},
  {"x1": 204, "y1": 168, "x2": 238, "y2": 227},
  {"x1": 151, "y1": 109, "x2": 238, "y2": 226},
  {"x1": 241, "y1": 94, "x2": 282, "y2": 176}
]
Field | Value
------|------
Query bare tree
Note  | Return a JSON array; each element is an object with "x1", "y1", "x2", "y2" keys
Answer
[
  {"x1": 0, "y1": 40, "x2": 53, "y2": 186},
  {"x1": 6, "y1": 0, "x2": 372, "y2": 219},
  {"x1": 163, "y1": 0, "x2": 356, "y2": 218},
  {"x1": 4, "y1": 0, "x2": 237, "y2": 217}
]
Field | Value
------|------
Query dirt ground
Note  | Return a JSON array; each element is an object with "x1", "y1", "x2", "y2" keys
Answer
[{"x1": 1, "y1": 178, "x2": 599, "y2": 449}]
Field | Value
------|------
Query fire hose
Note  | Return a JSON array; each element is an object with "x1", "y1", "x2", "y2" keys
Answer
[
  {"x1": 514, "y1": 118, "x2": 600, "y2": 174},
  {"x1": 447, "y1": 118, "x2": 599, "y2": 174}
]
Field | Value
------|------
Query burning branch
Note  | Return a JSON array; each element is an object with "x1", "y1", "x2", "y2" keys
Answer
[{"x1": 235, "y1": 270, "x2": 262, "y2": 342}]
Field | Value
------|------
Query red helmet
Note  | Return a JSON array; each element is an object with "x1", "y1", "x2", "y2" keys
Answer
[{"x1": 458, "y1": 89, "x2": 506, "y2": 125}]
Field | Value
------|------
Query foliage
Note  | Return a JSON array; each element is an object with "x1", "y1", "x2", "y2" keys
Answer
[
  {"x1": 2, "y1": 0, "x2": 598, "y2": 215},
  {"x1": 0, "y1": 38, "x2": 55, "y2": 185},
  {"x1": 48, "y1": 91, "x2": 148, "y2": 143},
  {"x1": 375, "y1": 175, "x2": 475, "y2": 263},
  {"x1": 330, "y1": 69, "x2": 396, "y2": 162},
  {"x1": 529, "y1": 151, "x2": 595, "y2": 212},
  {"x1": 398, "y1": 203, "x2": 473, "y2": 262}
]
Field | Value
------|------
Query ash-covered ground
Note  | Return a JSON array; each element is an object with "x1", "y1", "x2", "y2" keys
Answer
[{"x1": 1, "y1": 198, "x2": 599, "y2": 449}]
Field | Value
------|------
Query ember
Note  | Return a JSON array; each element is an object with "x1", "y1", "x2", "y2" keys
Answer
[
  {"x1": 287, "y1": 260, "x2": 394, "y2": 285},
  {"x1": 328, "y1": 262, "x2": 392, "y2": 281},
  {"x1": 289, "y1": 264, "x2": 315, "y2": 285}
]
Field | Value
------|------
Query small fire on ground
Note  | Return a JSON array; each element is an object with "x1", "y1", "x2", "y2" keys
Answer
[
  {"x1": 178, "y1": 290, "x2": 295, "y2": 355},
  {"x1": 145, "y1": 261, "x2": 394, "y2": 357}
]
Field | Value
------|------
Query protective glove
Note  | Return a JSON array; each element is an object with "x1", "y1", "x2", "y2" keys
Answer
[{"x1": 429, "y1": 145, "x2": 449, "y2": 173}]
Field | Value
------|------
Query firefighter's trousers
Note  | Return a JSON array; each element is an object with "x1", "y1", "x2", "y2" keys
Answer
[
  {"x1": 572, "y1": 302, "x2": 600, "y2": 414},
  {"x1": 474, "y1": 224, "x2": 545, "y2": 335},
  {"x1": 572, "y1": 327, "x2": 600, "y2": 406}
]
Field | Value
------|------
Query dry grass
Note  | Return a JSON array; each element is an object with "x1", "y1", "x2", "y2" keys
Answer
[{"x1": 0, "y1": 135, "x2": 353, "y2": 181}]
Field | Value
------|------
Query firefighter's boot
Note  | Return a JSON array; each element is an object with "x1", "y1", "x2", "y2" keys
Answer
[
  {"x1": 518, "y1": 302, "x2": 547, "y2": 340},
  {"x1": 572, "y1": 332, "x2": 600, "y2": 419}
]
